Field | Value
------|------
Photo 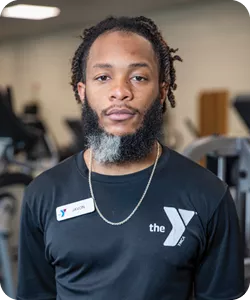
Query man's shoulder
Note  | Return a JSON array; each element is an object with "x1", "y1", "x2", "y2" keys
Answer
[
  {"x1": 167, "y1": 148, "x2": 227, "y2": 202},
  {"x1": 26, "y1": 153, "x2": 80, "y2": 195}
]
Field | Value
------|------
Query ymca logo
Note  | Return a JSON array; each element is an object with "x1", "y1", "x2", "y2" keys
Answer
[
  {"x1": 149, "y1": 207, "x2": 196, "y2": 247},
  {"x1": 59, "y1": 209, "x2": 66, "y2": 218}
]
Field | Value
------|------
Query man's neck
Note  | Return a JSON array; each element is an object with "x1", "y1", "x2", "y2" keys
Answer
[{"x1": 83, "y1": 141, "x2": 162, "y2": 176}]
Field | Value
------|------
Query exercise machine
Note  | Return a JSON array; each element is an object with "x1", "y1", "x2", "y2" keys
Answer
[
  {"x1": 0, "y1": 90, "x2": 58, "y2": 297},
  {"x1": 0, "y1": 173, "x2": 33, "y2": 298},
  {"x1": 0, "y1": 87, "x2": 59, "y2": 176},
  {"x1": 182, "y1": 95, "x2": 250, "y2": 287}
]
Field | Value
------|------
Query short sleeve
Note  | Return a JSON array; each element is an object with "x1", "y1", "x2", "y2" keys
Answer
[
  {"x1": 194, "y1": 188, "x2": 245, "y2": 300},
  {"x1": 17, "y1": 189, "x2": 56, "y2": 300}
]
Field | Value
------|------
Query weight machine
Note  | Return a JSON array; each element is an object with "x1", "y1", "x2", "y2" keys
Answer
[{"x1": 183, "y1": 95, "x2": 250, "y2": 285}]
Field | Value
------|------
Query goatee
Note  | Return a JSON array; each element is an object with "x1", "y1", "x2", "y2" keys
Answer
[{"x1": 81, "y1": 96, "x2": 164, "y2": 164}]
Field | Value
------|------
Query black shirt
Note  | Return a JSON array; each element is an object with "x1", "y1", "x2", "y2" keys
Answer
[{"x1": 17, "y1": 145, "x2": 245, "y2": 300}]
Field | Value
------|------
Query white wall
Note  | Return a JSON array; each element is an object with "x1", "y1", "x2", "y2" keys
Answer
[{"x1": 0, "y1": 0, "x2": 250, "y2": 150}]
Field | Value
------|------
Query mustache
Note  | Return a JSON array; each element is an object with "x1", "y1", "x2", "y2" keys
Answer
[{"x1": 101, "y1": 104, "x2": 141, "y2": 116}]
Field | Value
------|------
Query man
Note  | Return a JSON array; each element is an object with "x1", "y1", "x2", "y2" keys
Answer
[{"x1": 17, "y1": 16, "x2": 245, "y2": 300}]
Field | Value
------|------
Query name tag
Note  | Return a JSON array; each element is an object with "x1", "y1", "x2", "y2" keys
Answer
[{"x1": 56, "y1": 198, "x2": 95, "y2": 221}]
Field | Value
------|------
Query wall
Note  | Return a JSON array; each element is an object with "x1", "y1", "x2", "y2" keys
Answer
[
  {"x1": 0, "y1": 0, "x2": 250, "y2": 150},
  {"x1": 154, "y1": 0, "x2": 250, "y2": 149},
  {"x1": 0, "y1": 29, "x2": 82, "y2": 147}
]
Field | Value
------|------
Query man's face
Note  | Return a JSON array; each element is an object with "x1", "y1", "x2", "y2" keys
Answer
[
  {"x1": 78, "y1": 30, "x2": 166, "y2": 137},
  {"x1": 77, "y1": 30, "x2": 167, "y2": 164}
]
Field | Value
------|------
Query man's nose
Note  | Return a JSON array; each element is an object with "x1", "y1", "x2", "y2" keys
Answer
[{"x1": 109, "y1": 79, "x2": 133, "y2": 102}]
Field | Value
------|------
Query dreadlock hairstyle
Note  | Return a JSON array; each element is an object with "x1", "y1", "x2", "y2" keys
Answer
[{"x1": 70, "y1": 16, "x2": 182, "y2": 113}]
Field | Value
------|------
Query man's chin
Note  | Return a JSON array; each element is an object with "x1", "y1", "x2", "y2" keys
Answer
[
  {"x1": 101, "y1": 126, "x2": 139, "y2": 138},
  {"x1": 109, "y1": 132, "x2": 136, "y2": 138}
]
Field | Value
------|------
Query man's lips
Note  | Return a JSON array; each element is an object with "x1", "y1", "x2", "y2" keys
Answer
[{"x1": 106, "y1": 109, "x2": 136, "y2": 121}]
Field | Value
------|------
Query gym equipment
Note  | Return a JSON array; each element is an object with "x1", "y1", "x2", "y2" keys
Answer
[
  {"x1": 233, "y1": 95, "x2": 250, "y2": 131},
  {"x1": 183, "y1": 136, "x2": 250, "y2": 243},
  {"x1": 65, "y1": 118, "x2": 86, "y2": 152},
  {"x1": 0, "y1": 194, "x2": 16, "y2": 298},
  {"x1": 0, "y1": 88, "x2": 58, "y2": 297},
  {"x1": 184, "y1": 118, "x2": 200, "y2": 138},
  {"x1": 0, "y1": 87, "x2": 59, "y2": 176},
  {"x1": 0, "y1": 174, "x2": 32, "y2": 298},
  {"x1": 59, "y1": 118, "x2": 86, "y2": 161},
  {"x1": 20, "y1": 101, "x2": 59, "y2": 163},
  {"x1": 183, "y1": 135, "x2": 250, "y2": 285},
  {"x1": 182, "y1": 95, "x2": 250, "y2": 287},
  {"x1": 0, "y1": 86, "x2": 13, "y2": 112}
]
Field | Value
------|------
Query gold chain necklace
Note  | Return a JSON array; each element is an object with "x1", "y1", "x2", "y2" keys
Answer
[{"x1": 88, "y1": 142, "x2": 160, "y2": 226}]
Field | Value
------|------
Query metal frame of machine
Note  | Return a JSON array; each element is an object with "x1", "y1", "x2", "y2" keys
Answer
[{"x1": 183, "y1": 135, "x2": 250, "y2": 284}]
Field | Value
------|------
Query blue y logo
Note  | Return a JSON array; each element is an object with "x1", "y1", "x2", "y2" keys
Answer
[{"x1": 60, "y1": 209, "x2": 66, "y2": 217}]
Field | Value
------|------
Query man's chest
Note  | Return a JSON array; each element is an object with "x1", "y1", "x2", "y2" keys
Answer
[{"x1": 44, "y1": 195, "x2": 204, "y2": 275}]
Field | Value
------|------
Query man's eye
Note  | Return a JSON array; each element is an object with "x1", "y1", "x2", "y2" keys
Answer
[
  {"x1": 96, "y1": 75, "x2": 110, "y2": 81},
  {"x1": 132, "y1": 76, "x2": 147, "y2": 82}
]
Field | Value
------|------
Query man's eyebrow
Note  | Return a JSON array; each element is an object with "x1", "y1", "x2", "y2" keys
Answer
[
  {"x1": 93, "y1": 63, "x2": 112, "y2": 69},
  {"x1": 92, "y1": 62, "x2": 151, "y2": 69},
  {"x1": 128, "y1": 62, "x2": 150, "y2": 69}
]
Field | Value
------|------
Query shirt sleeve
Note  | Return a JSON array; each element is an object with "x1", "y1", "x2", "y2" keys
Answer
[
  {"x1": 194, "y1": 187, "x2": 246, "y2": 300},
  {"x1": 17, "y1": 189, "x2": 56, "y2": 300}
]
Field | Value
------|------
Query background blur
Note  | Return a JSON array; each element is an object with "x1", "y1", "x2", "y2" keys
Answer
[{"x1": 1, "y1": 0, "x2": 249, "y2": 152}]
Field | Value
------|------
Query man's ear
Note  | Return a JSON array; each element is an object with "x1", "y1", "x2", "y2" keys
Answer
[
  {"x1": 160, "y1": 82, "x2": 168, "y2": 106},
  {"x1": 77, "y1": 82, "x2": 86, "y2": 104}
]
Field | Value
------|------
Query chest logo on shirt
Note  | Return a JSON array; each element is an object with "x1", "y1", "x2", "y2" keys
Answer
[{"x1": 149, "y1": 207, "x2": 197, "y2": 247}]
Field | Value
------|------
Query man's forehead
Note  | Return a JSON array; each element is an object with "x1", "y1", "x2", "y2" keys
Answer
[{"x1": 87, "y1": 31, "x2": 157, "y2": 68}]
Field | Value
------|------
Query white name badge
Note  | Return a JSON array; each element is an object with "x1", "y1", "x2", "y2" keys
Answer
[{"x1": 56, "y1": 198, "x2": 95, "y2": 221}]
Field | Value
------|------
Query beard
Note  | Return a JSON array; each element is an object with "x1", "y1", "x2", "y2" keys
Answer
[{"x1": 81, "y1": 95, "x2": 164, "y2": 165}]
